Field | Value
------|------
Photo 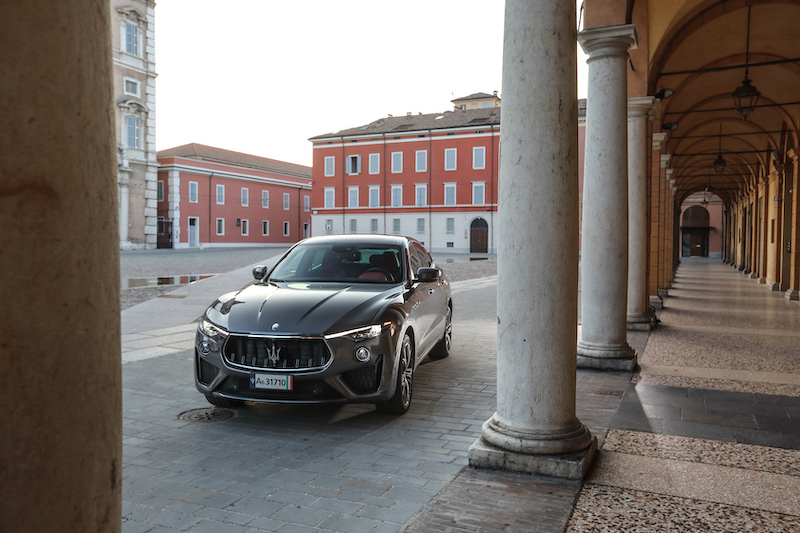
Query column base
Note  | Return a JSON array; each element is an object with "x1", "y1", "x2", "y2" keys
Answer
[
  {"x1": 627, "y1": 311, "x2": 655, "y2": 331},
  {"x1": 749, "y1": 272, "x2": 758, "y2": 279},
  {"x1": 657, "y1": 288, "x2": 669, "y2": 299},
  {"x1": 576, "y1": 341, "x2": 636, "y2": 371},
  {"x1": 786, "y1": 289, "x2": 799, "y2": 301},
  {"x1": 468, "y1": 436, "x2": 597, "y2": 480},
  {"x1": 769, "y1": 282, "x2": 780, "y2": 291},
  {"x1": 758, "y1": 276, "x2": 766, "y2": 284},
  {"x1": 649, "y1": 295, "x2": 663, "y2": 309}
]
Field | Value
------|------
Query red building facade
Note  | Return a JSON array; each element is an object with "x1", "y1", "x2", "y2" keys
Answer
[
  {"x1": 309, "y1": 94, "x2": 587, "y2": 255},
  {"x1": 156, "y1": 144, "x2": 312, "y2": 248}
]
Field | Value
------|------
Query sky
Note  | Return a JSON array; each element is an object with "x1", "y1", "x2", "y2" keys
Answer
[{"x1": 155, "y1": 1, "x2": 589, "y2": 168}]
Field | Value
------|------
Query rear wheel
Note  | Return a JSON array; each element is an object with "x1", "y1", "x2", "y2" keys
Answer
[
  {"x1": 204, "y1": 393, "x2": 245, "y2": 409},
  {"x1": 376, "y1": 333, "x2": 414, "y2": 414},
  {"x1": 429, "y1": 304, "x2": 451, "y2": 360}
]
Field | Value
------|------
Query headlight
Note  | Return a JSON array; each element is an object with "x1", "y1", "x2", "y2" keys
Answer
[
  {"x1": 199, "y1": 319, "x2": 228, "y2": 339},
  {"x1": 326, "y1": 321, "x2": 391, "y2": 342}
]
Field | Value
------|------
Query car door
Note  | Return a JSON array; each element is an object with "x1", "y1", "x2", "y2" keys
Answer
[{"x1": 408, "y1": 242, "x2": 445, "y2": 355}]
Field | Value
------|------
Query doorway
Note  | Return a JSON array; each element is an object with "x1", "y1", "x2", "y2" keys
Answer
[
  {"x1": 470, "y1": 218, "x2": 488, "y2": 253},
  {"x1": 188, "y1": 217, "x2": 198, "y2": 247}
]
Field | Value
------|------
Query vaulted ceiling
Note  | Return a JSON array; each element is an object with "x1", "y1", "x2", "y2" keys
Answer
[{"x1": 642, "y1": 0, "x2": 800, "y2": 206}]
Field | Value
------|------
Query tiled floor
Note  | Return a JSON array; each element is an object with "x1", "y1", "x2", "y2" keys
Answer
[{"x1": 565, "y1": 259, "x2": 800, "y2": 532}]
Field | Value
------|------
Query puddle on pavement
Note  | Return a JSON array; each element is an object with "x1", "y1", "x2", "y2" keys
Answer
[{"x1": 121, "y1": 274, "x2": 216, "y2": 289}]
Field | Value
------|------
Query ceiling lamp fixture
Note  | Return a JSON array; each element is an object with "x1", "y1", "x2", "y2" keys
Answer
[
  {"x1": 732, "y1": 7, "x2": 761, "y2": 120},
  {"x1": 655, "y1": 88, "x2": 675, "y2": 100},
  {"x1": 713, "y1": 124, "x2": 726, "y2": 174},
  {"x1": 662, "y1": 122, "x2": 679, "y2": 131}
]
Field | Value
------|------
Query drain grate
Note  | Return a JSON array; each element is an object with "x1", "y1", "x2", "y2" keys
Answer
[{"x1": 179, "y1": 408, "x2": 236, "y2": 423}]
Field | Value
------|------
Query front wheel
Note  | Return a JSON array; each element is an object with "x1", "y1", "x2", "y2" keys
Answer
[{"x1": 376, "y1": 333, "x2": 414, "y2": 414}]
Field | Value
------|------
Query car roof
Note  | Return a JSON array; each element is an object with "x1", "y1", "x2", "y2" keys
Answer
[{"x1": 297, "y1": 234, "x2": 412, "y2": 248}]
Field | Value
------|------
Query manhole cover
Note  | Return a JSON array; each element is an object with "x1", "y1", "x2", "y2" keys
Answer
[{"x1": 179, "y1": 408, "x2": 236, "y2": 423}]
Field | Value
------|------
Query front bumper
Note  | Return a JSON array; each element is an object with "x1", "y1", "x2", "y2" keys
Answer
[{"x1": 194, "y1": 328, "x2": 398, "y2": 405}]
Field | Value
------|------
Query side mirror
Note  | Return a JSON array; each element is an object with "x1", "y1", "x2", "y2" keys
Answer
[
  {"x1": 252, "y1": 265, "x2": 268, "y2": 281},
  {"x1": 416, "y1": 267, "x2": 439, "y2": 283}
]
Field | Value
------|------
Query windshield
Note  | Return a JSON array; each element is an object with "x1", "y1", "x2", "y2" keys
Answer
[{"x1": 269, "y1": 242, "x2": 405, "y2": 283}]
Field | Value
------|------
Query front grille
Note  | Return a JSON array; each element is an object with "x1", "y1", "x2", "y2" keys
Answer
[{"x1": 223, "y1": 335, "x2": 331, "y2": 371}]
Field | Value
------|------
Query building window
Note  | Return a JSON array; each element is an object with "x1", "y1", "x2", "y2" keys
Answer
[
  {"x1": 415, "y1": 150, "x2": 427, "y2": 172},
  {"x1": 391, "y1": 152, "x2": 403, "y2": 173},
  {"x1": 369, "y1": 186, "x2": 380, "y2": 208},
  {"x1": 241, "y1": 219, "x2": 249, "y2": 236},
  {"x1": 123, "y1": 78, "x2": 140, "y2": 98},
  {"x1": 346, "y1": 155, "x2": 361, "y2": 175},
  {"x1": 391, "y1": 185, "x2": 402, "y2": 207},
  {"x1": 446, "y1": 218, "x2": 455, "y2": 233},
  {"x1": 125, "y1": 116, "x2": 140, "y2": 149},
  {"x1": 324, "y1": 156, "x2": 335, "y2": 177},
  {"x1": 369, "y1": 153, "x2": 380, "y2": 174},
  {"x1": 216, "y1": 184, "x2": 225, "y2": 205},
  {"x1": 283, "y1": 192, "x2": 290, "y2": 210},
  {"x1": 304, "y1": 195, "x2": 310, "y2": 212},
  {"x1": 415, "y1": 184, "x2": 427, "y2": 207},
  {"x1": 216, "y1": 218, "x2": 224, "y2": 235},
  {"x1": 370, "y1": 219, "x2": 378, "y2": 233},
  {"x1": 324, "y1": 187, "x2": 335, "y2": 208},
  {"x1": 283, "y1": 221, "x2": 290, "y2": 236},
  {"x1": 241, "y1": 187, "x2": 249, "y2": 206},
  {"x1": 473, "y1": 146, "x2": 486, "y2": 170},
  {"x1": 262, "y1": 190, "x2": 269, "y2": 208},
  {"x1": 124, "y1": 22, "x2": 139, "y2": 56},
  {"x1": 445, "y1": 148, "x2": 457, "y2": 171},
  {"x1": 447, "y1": 242, "x2": 454, "y2": 248},
  {"x1": 444, "y1": 183, "x2": 456, "y2": 206},
  {"x1": 262, "y1": 220, "x2": 269, "y2": 236},
  {"x1": 349, "y1": 219, "x2": 357, "y2": 233},
  {"x1": 325, "y1": 219, "x2": 333, "y2": 235},
  {"x1": 417, "y1": 218, "x2": 425, "y2": 233},
  {"x1": 392, "y1": 218, "x2": 401, "y2": 234},
  {"x1": 157, "y1": 181, "x2": 164, "y2": 202},
  {"x1": 473, "y1": 182, "x2": 486, "y2": 205},
  {"x1": 157, "y1": 216, "x2": 165, "y2": 234},
  {"x1": 348, "y1": 186, "x2": 359, "y2": 208},
  {"x1": 189, "y1": 181, "x2": 198, "y2": 203}
]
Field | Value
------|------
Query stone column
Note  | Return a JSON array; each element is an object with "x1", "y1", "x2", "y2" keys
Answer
[
  {"x1": 649, "y1": 134, "x2": 666, "y2": 309},
  {"x1": 1, "y1": 1, "x2": 121, "y2": 531},
  {"x1": 468, "y1": 0, "x2": 595, "y2": 480},
  {"x1": 627, "y1": 97, "x2": 655, "y2": 330},
  {"x1": 576, "y1": 25, "x2": 638, "y2": 371},
  {"x1": 168, "y1": 169, "x2": 182, "y2": 247},
  {"x1": 786, "y1": 150, "x2": 800, "y2": 299}
]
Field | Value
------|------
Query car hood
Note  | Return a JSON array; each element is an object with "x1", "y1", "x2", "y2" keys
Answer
[{"x1": 205, "y1": 281, "x2": 403, "y2": 336}]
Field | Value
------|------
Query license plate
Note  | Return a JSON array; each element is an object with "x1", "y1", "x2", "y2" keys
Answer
[{"x1": 250, "y1": 373, "x2": 293, "y2": 390}]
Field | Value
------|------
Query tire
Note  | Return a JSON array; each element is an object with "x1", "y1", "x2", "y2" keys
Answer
[
  {"x1": 204, "y1": 393, "x2": 245, "y2": 409},
  {"x1": 428, "y1": 304, "x2": 452, "y2": 360},
  {"x1": 376, "y1": 333, "x2": 414, "y2": 414}
]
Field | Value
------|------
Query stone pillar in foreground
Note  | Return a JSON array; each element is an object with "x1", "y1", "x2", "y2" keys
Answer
[
  {"x1": 0, "y1": 1, "x2": 121, "y2": 531},
  {"x1": 627, "y1": 97, "x2": 656, "y2": 330},
  {"x1": 576, "y1": 25, "x2": 638, "y2": 371},
  {"x1": 468, "y1": 0, "x2": 595, "y2": 480}
]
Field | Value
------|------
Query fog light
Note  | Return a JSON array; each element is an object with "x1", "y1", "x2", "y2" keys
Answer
[
  {"x1": 199, "y1": 341, "x2": 211, "y2": 356},
  {"x1": 354, "y1": 347, "x2": 371, "y2": 363}
]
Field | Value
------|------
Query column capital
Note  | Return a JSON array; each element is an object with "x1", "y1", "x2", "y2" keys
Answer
[
  {"x1": 666, "y1": 168, "x2": 674, "y2": 179},
  {"x1": 661, "y1": 154, "x2": 672, "y2": 168},
  {"x1": 628, "y1": 96, "x2": 656, "y2": 118},
  {"x1": 578, "y1": 24, "x2": 639, "y2": 58}
]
